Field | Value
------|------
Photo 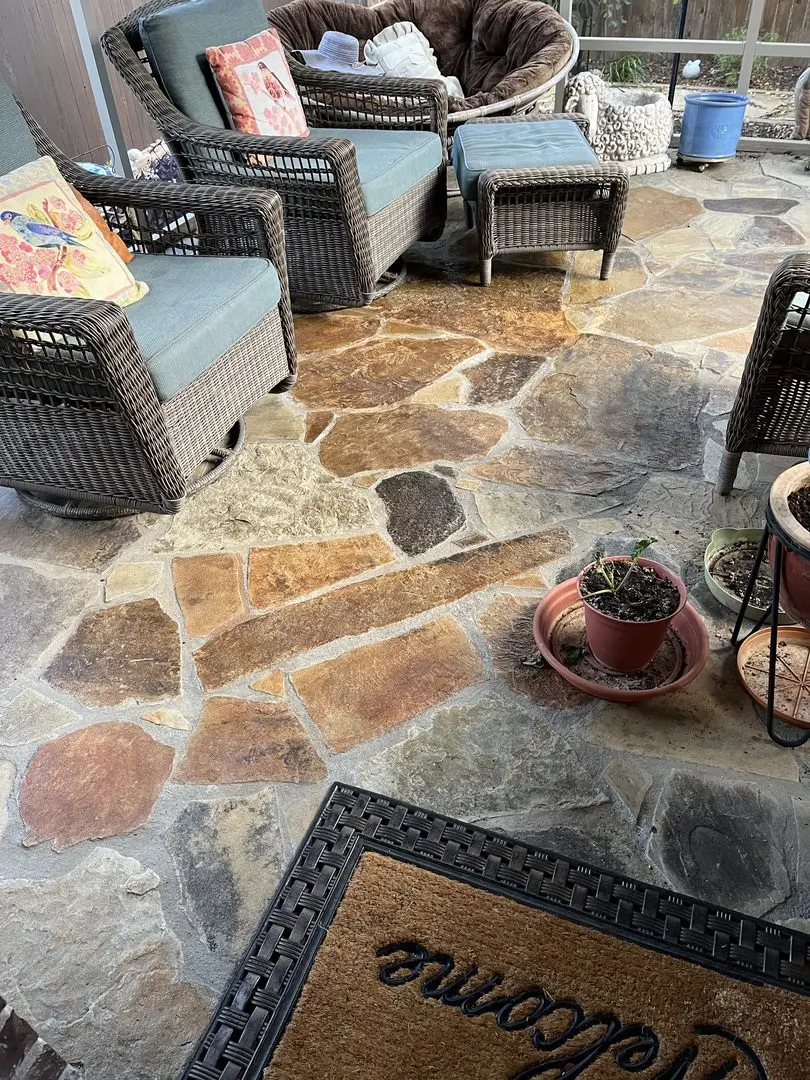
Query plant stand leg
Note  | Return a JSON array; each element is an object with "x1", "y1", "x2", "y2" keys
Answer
[
  {"x1": 731, "y1": 526, "x2": 770, "y2": 647},
  {"x1": 480, "y1": 256, "x2": 492, "y2": 287},
  {"x1": 600, "y1": 250, "x2": 616, "y2": 280}
]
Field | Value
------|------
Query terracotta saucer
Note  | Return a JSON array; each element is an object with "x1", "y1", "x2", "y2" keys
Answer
[
  {"x1": 737, "y1": 626, "x2": 810, "y2": 728},
  {"x1": 532, "y1": 577, "x2": 710, "y2": 703}
]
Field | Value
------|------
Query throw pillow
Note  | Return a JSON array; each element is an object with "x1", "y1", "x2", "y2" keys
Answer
[
  {"x1": 71, "y1": 189, "x2": 134, "y2": 264},
  {"x1": 0, "y1": 157, "x2": 147, "y2": 306},
  {"x1": 206, "y1": 29, "x2": 309, "y2": 138}
]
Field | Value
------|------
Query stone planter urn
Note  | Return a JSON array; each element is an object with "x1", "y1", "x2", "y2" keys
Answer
[{"x1": 564, "y1": 71, "x2": 674, "y2": 175}]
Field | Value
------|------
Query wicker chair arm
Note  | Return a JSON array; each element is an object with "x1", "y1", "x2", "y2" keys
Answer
[
  {"x1": 0, "y1": 291, "x2": 134, "y2": 338},
  {"x1": 745, "y1": 253, "x2": 810, "y2": 366}
]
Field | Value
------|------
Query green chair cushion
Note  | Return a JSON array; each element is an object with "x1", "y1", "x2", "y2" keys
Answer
[
  {"x1": 140, "y1": 0, "x2": 268, "y2": 128},
  {"x1": 0, "y1": 79, "x2": 41, "y2": 174},
  {"x1": 452, "y1": 119, "x2": 599, "y2": 202},
  {"x1": 125, "y1": 253, "x2": 280, "y2": 402},
  {"x1": 309, "y1": 127, "x2": 443, "y2": 217}
]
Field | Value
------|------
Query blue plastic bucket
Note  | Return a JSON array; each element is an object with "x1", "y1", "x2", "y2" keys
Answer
[{"x1": 679, "y1": 92, "x2": 749, "y2": 162}]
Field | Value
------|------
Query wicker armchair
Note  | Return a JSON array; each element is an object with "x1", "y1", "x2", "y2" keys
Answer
[
  {"x1": 718, "y1": 254, "x2": 810, "y2": 494},
  {"x1": 101, "y1": 0, "x2": 449, "y2": 310},
  {"x1": 0, "y1": 93, "x2": 296, "y2": 519}
]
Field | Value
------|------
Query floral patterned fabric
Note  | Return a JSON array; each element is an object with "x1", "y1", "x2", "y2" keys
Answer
[
  {"x1": 0, "y1": 157, "x2": 147, "y2": 306},
  {"x1": 206, "y1": 29, "x2": 309, "y2": 138}
]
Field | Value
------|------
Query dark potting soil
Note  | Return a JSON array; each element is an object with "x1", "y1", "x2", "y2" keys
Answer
[
  {"x1": 581, "y1": 562, "x2": 680, "y2": 622},
  {"x1": 788, "y1": 487, "x2": 810, "y2": 533},
  {"x1": 709, "y1": 540, "x2": 773, "y2": 610}
]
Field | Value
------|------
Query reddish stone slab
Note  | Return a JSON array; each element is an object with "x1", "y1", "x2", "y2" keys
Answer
[
  {"x1": 249, "y1": 535, "x2": 394, "y2": 608},
  {"x1": 172, "y1": 553, "x2": 246, "y2": 638}
]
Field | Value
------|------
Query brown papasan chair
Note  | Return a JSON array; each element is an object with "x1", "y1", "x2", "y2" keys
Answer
[{"x1": 268, "y1": 0, "x2": 579, "y2": 127}]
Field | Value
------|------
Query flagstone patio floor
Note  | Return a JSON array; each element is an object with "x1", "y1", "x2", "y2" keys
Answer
[{"x1": 2, "y1": 152, "x2": 810, "y2": 1079}]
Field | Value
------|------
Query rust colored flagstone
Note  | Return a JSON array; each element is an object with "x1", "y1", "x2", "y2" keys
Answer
[
  {"x1": 195, "y1": 528, "x2": 572, "y2": 689},
  {"x1": 20, "y1": 721, "x2": 174, "y2": 850},
  {"x1": 304, "y1": 411, "x2": 334, "y2": 442},
  {"x1": 249, "y1": 534, "x2": 395, "y2": 608},
  {"x1": 291, "y1": 618, "x2": 484, "y2": 752},
  {"x1": 319, "y1": 405, "x2": 508, "y2": 477},
  {"x1": 293, "y1": 310, "x2": 381, "y2": 354},
  {"x1": 172, "y1": 552, "x2": 247, "y2": 638},
  {"x1": 293, "y1": 335, "x2": 484, "y2": 410},
  {"x1": 173, "y1": 697, "x2": 325, "y2": 784},
  {"x1": 621, "y1": 186, "x2": 702, "y2": 240}
]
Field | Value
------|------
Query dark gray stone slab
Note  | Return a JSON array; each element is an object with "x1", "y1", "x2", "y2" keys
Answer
[
  {"x1": 649, "y1": 770, "x2": 794, "y2": 917},
  {"x1": 376, "y1": 471, "x2": 465, "y2": 555},
  {"x1": 513, "y1": 816, "x2": 658, "y2": 882},
  {"x1": 704, "y1": 197, "x2": 798, "y2": 215}
]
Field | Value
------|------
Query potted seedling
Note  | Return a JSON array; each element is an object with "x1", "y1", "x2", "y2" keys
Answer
[{"x1": 578, "y1": 539, "x2": 688, "y2": 672}]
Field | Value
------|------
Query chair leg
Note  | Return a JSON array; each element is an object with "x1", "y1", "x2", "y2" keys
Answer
[
  {"x1": 464, "y1": 200, "x2": 474, "y2": 230},
  {"x1": 600, "y1": 250, "x2": 617, "y2": 280},
  {"x1": 717, "y1": 449, "x2": 742, "y2": 495},
  {"x1": 480, "y1": 257, "x2": 493, "y2": 287}
]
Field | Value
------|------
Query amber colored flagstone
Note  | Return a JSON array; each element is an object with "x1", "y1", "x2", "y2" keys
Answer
[
  {"x1": 319, "y1": 405, "x2": 508, "y2": 477},
  {"x1": 20, "y1": 721, "x2": 174, "y2": 851},
  {"x1": 174, "y1": 697, "x2": 325, "y2": 784},
  {"x1": 293, "y1": 310, "x2": 381, "y2": 354},
  {"x1": 172, "y1": 553, "x2": 246, "y2": 638},
  {"x1": 304, "y1": 411, "x2": 334, "y2": 442},
  {"x1": 249, "y1": 534, "x2": 395, "y2": 608},
  {"x1": 195, "y1": 528, "x2": 571, "y2": 689},
  {"x1": 252, "y1": 671, "x2": 285, "y2": 696},
  {"x1": 292, "y1": 618, "x2": 484, "y2": 752},
  {"x1": 621, "y1": 186, "x2": 702, "y2": 241}
]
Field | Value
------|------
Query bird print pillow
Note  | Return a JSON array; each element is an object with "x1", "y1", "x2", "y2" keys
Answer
[
  {"x1": 0, "y1": 156, "x2": 147, "y2": 306},
  {"x1": 206, "y1": 29, "x2": 309, "y2": 138}
]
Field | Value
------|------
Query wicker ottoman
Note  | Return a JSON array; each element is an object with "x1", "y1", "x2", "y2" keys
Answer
[{"x1": 453, "y1": 116, "x2": 629, "y2": 286}]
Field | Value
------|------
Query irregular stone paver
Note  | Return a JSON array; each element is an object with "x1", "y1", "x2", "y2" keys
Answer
[
  {"x1": 195, "y1": 529, "x2": 571, "y2": 688},
  {"x1": 740, "y1": 215, "x2": 805, "y2": 248},
  {"x1": 293, "y1": 335, "x2": 483, "y2": 409},
  {"x1": 159, "y1": 443, "x2": 374, "y2": 551},
  {"x1": 105, "y1": 561, "x2": 163, "y2": 603},
  {"x1": 0, "y1": 690, "x2": 80, "y2": 746},
  {"x1": 760, "y1": 153, "x2": 810, "y2": 188},
  {"x1": 410, "y1": 374, "x2": 464, "y2": 404},
  {"x1": 588, "y1": 287, "x2": 762, "y2": 346},
  {"x1": 376, "y1": 472, "x2": 465, "y2": 554},
  {"x1": 696, "y1": 211, "x2": 751, "y2": 251},
  {"x1": 304, "y1": 410, "x2": 333, "y2": 442},
  {"x1": 245, "y1": 396, "x2": 305, "y2": 441},
  {"x1": 172, "y1": 553, "x2": 246, "y2": 638},
  {"x1": 653, "y1": 256, "x2": 741, "y2": 293},
  {"x1": 514, "y1": 817, "x2": 656, "y2": 882},
  {"x1": 723, "y1": 249, "x2": 791, "y2": 274},
  {"x1": 568, "y1": 249, "x2": 647, "y2": 304},
  {"x1": 20, "y1": 722, "x2": 174, "y2": 850},
  {"x1": 470, "y1": 445, "x2": 636, "y2": 496},
  {"x1": 516, "y1": 336, "x2": 706, "y2": 470},
  {"x1": 0, "y1": 849, "x2": 211, "y2": 1080},
  {"x1": 0, "y1": 760, "x2": 14, "y2": 841},
  {"x1": 251, "y1": 671, "x2": 285, "y2": 696},
  {"x1": 375, "y1": 267, "x2": 576, "y2": 353},
  {"x1": 0, "y1": 565, "x2": 93, "y2": 692},
  {"x1": 703, "y1": 197, "x2": 797, "y2": 215},
  {"x1": 164, "y1": 792, "x2": 285, "y2": 955},
  {"x1": 356, "y1": 695, "x2": 606, "y2": 822},
  {"x1": 602, "y1": 758, "x2": 652, "y2": 823},
  {"x1": 142, "y1": 708, "x2": 191, "y2": 731},
  {"x1": 45, "y1": 599, "x2": 181, "y2": 708},
  {"x1": 649, "y1": 771, "x2": 794, "y2": 916},
  {"x1": 474, "y1": 489, "x2": 622, "y2": 538},
  {"x1": 294, "y1": 310, "x2": 381, "y2": 354},
  {"x1": 641, "y1": 226, "x2": 713, "y2": 263},
  {"x1": 464, "y1": 353, "x2": 543, "y2": 405},
  {"x1": 785, "y1": 201, "x2": 810, "y2": 239},
  {"x1": 249, "y1": 535, "x2": 394, "y2": 608},
  {"x1": 476, "y1": 595, "x2": 590, "y2": 709},
  {"x1": 622, "y1": 186, "x2": 702, "y2": 240},
  {"x1": 174, "y1": 698, "x2": 325, "y2": 784},
  {"x1": 291, "y1": 618, "x2": 484, "y2": 752},
  {"x1": 319, "y1": 405, "x2": 508, "y2": 477},
  {"x1": 0, "y1": 489, "x2": 139, "y2": 572}
]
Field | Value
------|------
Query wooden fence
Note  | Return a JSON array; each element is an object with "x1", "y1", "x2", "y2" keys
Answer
[{"x1": 0, "y1": 0, "x2": 807, "y2": 161}]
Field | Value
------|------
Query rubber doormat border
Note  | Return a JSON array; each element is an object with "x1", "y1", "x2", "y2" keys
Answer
[{"x1": 181, "y1": 783, "x2": 810, "y2": 1080}]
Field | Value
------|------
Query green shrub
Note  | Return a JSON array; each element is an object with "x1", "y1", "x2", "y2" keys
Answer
[
  {"x1": 603, "y1": 54, "x2": 648, "y2": 84},
  {"x1": 714, "y1": 26, "x2": 778, "y2": 85}
]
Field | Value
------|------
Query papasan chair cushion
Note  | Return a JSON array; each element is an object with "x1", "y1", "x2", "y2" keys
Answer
[{"x1": 268, "y1": 0, "x2": 573, "y2": 115}]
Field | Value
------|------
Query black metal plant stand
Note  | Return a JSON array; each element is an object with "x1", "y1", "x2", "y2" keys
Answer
[{"x1": 731, "y1": 504, "x2": 810, "y2": 747}]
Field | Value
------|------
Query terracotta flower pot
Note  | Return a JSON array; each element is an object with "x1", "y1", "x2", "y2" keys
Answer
[
  {"x1": 578, "y1": 556, "x2": 688, "y2": 673},
  {"x1": 769, "y1": 463, "x2": 810, "y2": 625}
]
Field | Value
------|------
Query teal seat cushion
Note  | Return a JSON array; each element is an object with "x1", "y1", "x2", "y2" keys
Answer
[
  {"x1": 140, "y1": 0, "x2": 268, "y2": 128},
  {"x1": 0, "y1": 79, "x2": 40, "y2": 173},
  {"x1": 125, "y1": 253, "x2": 280, "y2": 402},
  {"x1": 308, "y1": 128, "x2": 443, "y2": 217},
  {"x1": 452, "y1": 120, "x2": 599, "y2": 201}
]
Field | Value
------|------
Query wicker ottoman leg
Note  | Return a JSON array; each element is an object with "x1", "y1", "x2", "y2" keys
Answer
[
  {"x1": 480, "y1": 257, "x2": 493, "y2": 287},
  {"x1": 717, "y1": 449, "x2": 743, "y2": 495},
  {"x1": 600, "y1": 251, "x2": 617, "y2": 280}
]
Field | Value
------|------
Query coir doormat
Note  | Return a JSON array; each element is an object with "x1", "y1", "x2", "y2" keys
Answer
[{"x1": 183, "y1": 786, "x2": 810, "y2": 1080}]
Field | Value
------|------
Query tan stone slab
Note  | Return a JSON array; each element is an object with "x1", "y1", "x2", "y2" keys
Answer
[
  {"x1": 20, "y1": 721, "x2": 174, "y2": 850},
  {"x1": 0, "y1": 760, "x2": 14, "y2": 842},
  {"x1": 410, "y1": 374, "x2": 465, "y2": 404},
  {"x1": 249, "y1": 535, "x2": 395, "y2": 608},
  {"x1": 245, "y1": 397, "x2": 305, "y2": 441},
  {"x1": 382, "y1": 320, "x2": 445, "y2": 337},
  {"x1": 568, "y1": 250, "x2": 647, "y2": 305},
  {"x1": 251, "y1": 671, "x2": 285, "y2": 696},
  {"x1": 0, "y1": 690, "x2": 80, "y2": 746},
  {"x1": 706, "y1": 328, "x2": 754, "y2": 354},
  {"x1": 469, "y1": 445, "x2": 635, "y2": 496},
  {"x1": 294, "y1": 310, "x2": 381, "y2": 354},
  {"x1": 293, "y1": 336, "x2": 483, "y2": 410},
  {"x1": 195, "y1": 528, "x2": 572, "y2": 689},
  {"x1": 696, "y1": 211, "x2": 751, "y2": 251},
  {"x1": 593, "y1": 288, "x2": 762, "y2": 346},
  {"x1": 584, "y1": 651, "x2": 800, "y2": 782},
  {"x1": 105, "y1": 561, "x2": 163, "y2": 603},
  {"x1": 304, "y1": 411, "x2": 334, "y2": 442},
  {"x1": 173, "y1": 697, "x2": 324, "y2": 784},
  {"x1": 622, "y1": 186, "x2": 702, "y2": 240},
  {"x1": 291, "y1": 617, "x2": 484, "y2": 752},
  {"x1": 319, "y1": 405, "x2": 508, "y2": 477},
  {"x1": 643, "y1": 227, "x2": 713, "y2": 262},
  {"x1": 141, "y1": 708, "x2": 191, "y2": 731},
  {"x1": 506, "y1": 572, "x2": 547, "y2": 588},
  {"x1": 785, "y1": 201, "x2": 810, "y2": 240},
  {"x1": 172, "y1": 553, "x2": 246, "y2": 638}
]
